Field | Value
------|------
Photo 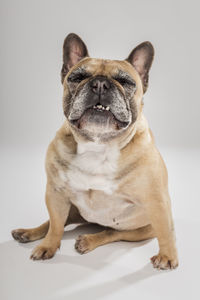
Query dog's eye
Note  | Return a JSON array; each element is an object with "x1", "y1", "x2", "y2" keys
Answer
[
  {"x1": 68, "y1": 72, "x2": 91, "y2": 83},
  {"x1": 114, "y1": 77, "x2": 136, "y2": 87}
]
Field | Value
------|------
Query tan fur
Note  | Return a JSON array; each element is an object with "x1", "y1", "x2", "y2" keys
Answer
[
  {"x1": 75, "y1": 225, "x2": 155, "y2": 254},
  {"x1": 12, "y1": 55, "x2": 178, "y2": 270}
]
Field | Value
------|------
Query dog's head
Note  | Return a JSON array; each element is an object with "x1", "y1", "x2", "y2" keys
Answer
[{"x1": 61, "y1": 33, "x2": 154, "y2": 142}]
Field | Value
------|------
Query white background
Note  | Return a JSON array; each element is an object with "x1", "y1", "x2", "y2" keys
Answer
[{"x1": 0, "y1": 0, "x2": 200, "y2": 299}]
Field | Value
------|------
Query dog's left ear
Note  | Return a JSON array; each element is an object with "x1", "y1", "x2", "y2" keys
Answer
[
  {"x1": 126, "y1": 42, "x2": 154, "y2": 93},
  {"x1": 61, "y1": 33, "x2": 89, "y2": 83}
]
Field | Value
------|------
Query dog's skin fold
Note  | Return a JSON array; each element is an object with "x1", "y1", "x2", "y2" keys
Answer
[{"x1": 12, "y1": 33, "x2": 178, "y2": 270}]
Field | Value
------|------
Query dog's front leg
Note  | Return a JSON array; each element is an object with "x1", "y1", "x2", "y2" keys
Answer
[
  {"x1": 30, "y1": 182, "x2": 71, "y2": 260},
  {"x1": 145, "y1": 192, "x2": 178, "y2": 270}
]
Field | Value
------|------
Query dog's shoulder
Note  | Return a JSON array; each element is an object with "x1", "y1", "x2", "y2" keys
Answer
[{"x1": 45, "y1": 122, "x2": 76, "y2": 181}]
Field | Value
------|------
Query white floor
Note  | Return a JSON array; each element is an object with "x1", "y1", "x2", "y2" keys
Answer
[{"x1": 0, "y1": 146, "x2": 200, "y2": 300}]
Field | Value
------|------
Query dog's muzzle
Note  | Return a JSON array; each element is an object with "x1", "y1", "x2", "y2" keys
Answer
[{"x1": 68, "y1": 75, "x2": 132, "y2": 130}]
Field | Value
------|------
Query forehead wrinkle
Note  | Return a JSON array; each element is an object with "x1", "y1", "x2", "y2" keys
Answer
[
  {"x1": 93, "y1": 61, "x2": 107, "y2": 76},
  {"x1": 79, "y1": 58, "x2": 119, "y2": 76},
  {"x1": 76, "y1": 58, "x2": 141, "y2": 86}
]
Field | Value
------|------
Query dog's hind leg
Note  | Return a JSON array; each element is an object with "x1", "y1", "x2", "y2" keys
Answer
[
  {"x1": 11, "y1": 221, "x2": 50, "y2": 243},
  {"x1": 75, "y1": 224, "x2": 155, "y2": 254},
  {"x1": 11, "y1": 204, "x2": 87, "y2": 243}
]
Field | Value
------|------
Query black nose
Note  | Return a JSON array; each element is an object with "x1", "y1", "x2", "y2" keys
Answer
[{"x1": 90, "y1": 77, "x2": 110, "y2": 95}]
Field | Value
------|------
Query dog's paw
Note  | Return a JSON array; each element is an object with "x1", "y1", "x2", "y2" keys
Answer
[
  {"x1": 30, "y1": 245, "x2": 57, "y2": 260},
  {"x1": 75, "y1": 235, "x2": 94, "y2": 254},
  {"x1": 151, "y1": 253, "x2": 178, "y2": 270},
  {"x1": 11, "y1": 229, "x2": 31, "y2": 243}
]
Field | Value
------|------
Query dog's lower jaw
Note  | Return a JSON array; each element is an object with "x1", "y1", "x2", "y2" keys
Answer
[
  {"x1": 68, "y1": 124, "x2": 127, "y2": 144},
  {"x1": 67, "y1": 114, "x2": 140, "y2": 146}
]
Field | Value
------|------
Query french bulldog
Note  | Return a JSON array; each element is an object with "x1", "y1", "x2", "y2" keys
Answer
[{"x1": 12, "y1": 33, "x2": 178, "y2": 270}]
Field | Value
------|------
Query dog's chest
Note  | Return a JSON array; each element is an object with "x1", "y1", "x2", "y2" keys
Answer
[
  {"x1": 60, "y1": 141, "x2": 148, "y2": 230},
  {"x1": 65, "y1": 142, "x2": 119, "y2": 194}
]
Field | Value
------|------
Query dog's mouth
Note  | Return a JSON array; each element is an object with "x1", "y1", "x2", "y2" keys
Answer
[
  {"x1": 70, "y1": 103, "x2": 129, "y2": 130},
  {"x1": 92, "y1": 104, "x2": 111, "y2": 112}
]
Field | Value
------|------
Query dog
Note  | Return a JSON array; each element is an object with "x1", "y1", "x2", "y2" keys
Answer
[{"x1": 12, "y1": 33, "x2": 178, "y2": 270}]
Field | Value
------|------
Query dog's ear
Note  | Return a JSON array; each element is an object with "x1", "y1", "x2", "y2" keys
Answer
[
  {"x1": 126, "y1": 42, "x2": 154, "y2": 93},
  {"x1": 61, "y1": 33, "x2": 89, "y2": 83}
]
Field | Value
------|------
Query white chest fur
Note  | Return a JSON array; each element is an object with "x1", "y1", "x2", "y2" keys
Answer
[
  {"x1": 58, "y1": 140, "x2": 149, "y2": 230},
  {"x1": 66, "y1": 141, "x2": 119, "y2": 195}
]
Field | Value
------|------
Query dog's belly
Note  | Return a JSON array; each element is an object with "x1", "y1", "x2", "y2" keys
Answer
[{"x1": 70, "y1": 191, "x2": 149, "y2": 230}]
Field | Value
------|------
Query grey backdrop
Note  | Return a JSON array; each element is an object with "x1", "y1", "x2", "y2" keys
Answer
[
  {"x1": 1, "y1": 0, "x2": 200, "y2": 149},
  {"x1": 1, "y1": 2, "x2": 200, "y2": 299}
]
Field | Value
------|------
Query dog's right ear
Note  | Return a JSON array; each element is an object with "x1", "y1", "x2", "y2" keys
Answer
[{"x1": 61, "y1": 33, "x2": 89, "y2": 84}]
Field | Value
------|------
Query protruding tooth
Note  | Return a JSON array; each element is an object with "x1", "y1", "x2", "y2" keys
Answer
[
  {"x1": 93, "y1": 106, "x2": 96, "y2": 108},
  {"x1": 106, "y1": 106, "x2": 110, "y2": 111},
  {"x1": 98, "y1": 105, "x2": 102, "y2": 109}
]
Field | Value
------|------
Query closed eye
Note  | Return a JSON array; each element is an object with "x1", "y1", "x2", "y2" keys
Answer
[
  {"x1": 68, "y1": 70, "x2": 91, "y2": 83},
  {"x1": 113, "y1": 76, "x2": 136, "y2": 87}
]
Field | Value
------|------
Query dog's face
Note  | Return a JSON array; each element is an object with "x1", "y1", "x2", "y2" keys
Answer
[{"x1": 61, "y1": 34, "x2": 154, "y2": 142}]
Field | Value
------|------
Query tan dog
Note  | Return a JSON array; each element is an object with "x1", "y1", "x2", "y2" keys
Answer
[{"x1": 12, "y1": 33, "x2": 178, "y2": 270}]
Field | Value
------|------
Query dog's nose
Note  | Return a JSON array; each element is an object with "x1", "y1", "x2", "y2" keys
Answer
[{"x1": 90, "y1": 77, "x2": 110, "y2": 95}]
